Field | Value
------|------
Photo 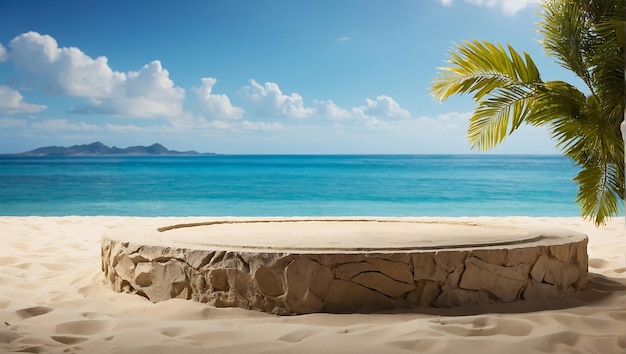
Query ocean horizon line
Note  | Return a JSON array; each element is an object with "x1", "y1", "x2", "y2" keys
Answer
[{"x1": 0, "y1": 153, "x2": 567, "y2": 157}]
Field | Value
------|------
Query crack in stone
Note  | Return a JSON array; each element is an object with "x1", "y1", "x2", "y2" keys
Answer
[
  {"x1": 197, "y1": 252, "x2": 216, "y2": 269},
  {"x1": 308, "y1": 285, "x2": 324, "y2": 303},
  {"x1": 352, "y1": 281, "x2": 398, "y2": 301},
  {"x1": 350, "y1": 269, "x2": 414, "y2": 286},
  {"x1": 210, "y1": 251, "x2": 226, "y2": 265},
  {"x1": 128, "y1": 253, "x2": 149, "y2": 264},
  {"x1": 305, "y1": 256, "x2": 324, "y2": 267},
  {"x1": 152, "y1": 257, "x2": 177, "y2": 264},
  {"x1": 366, "y1": 255, "x2": 410, "y2": 265}
]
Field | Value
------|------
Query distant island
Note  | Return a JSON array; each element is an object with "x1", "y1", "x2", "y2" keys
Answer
[{"x1": 2, "y1": 142, "x2": 216, "y2": 157}]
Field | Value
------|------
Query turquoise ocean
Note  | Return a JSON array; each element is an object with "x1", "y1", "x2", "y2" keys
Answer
[{"x1": 0, "y1": 155, "x2": 583, "y2": 217}]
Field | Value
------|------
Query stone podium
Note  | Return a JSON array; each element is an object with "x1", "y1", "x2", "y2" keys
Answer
[{"x1": 101, "y1": 218, "x2": 588, "y2": 315}]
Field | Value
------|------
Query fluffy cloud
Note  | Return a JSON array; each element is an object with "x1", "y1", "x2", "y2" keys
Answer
[
  {"x1": 313, "y1": 99, "x2": 352, "y2": 120},
  {"x1": 194, "y1": 78, "x2": 244, "y2": 120},
  {"x1": 243, "y1": 80, "x2": 314, "y2": 119},
  {"x1": 9, "y1": 32, "x2": 125, "y2": 98},
  {"x1": 243, "y1": 80, "x2": 411, "y2": 123},
  {"x1": 7, "y1": 32, "x2": 185, "y2": 119},
  {"x1": 352, "y1": 95, "x2": 411, "y2": 121},
  {"x1": 0, "y1": 86, "x2": 47, "y2": 114},
  {"x1": 437, "y1": 0, "x2": 539, "y2": 15},
  {"x1": 0, "y1": 43, "x2": 7, "y2": 62},
  {"x1": 74, "y1": 60, "x2": 185, "y2": 118}
]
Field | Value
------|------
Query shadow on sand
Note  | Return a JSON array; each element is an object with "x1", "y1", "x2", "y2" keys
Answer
[{"x1": 390, "y1": 272, "x2": 626, "y2": 317}]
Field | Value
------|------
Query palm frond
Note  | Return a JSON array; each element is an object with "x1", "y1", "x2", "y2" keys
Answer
[
  {"x1": 574, "y1": 162, "x2": 622, "y2": 225},
  {"x1": 430, "y1": 40, "x2": 545, "y2": 150},
  {"x1": 588, "y1": 5, "x2": 625, "y2": 124},
  {"x1": 430, "y1": 40, "x2": 542, "y2": 102},
  {"x1": 540, "y1": 0, "x2": 625, "y2": 123},
  {"x1": 539, "y1": 0, "x2": 594, "y2": 91},
  {"x1": 467, "y1": 88, "x2": 534, "y2": 150}
]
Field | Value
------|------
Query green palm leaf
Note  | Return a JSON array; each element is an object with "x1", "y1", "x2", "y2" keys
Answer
[
  {"x1": 575, "y1": 163, "x2": 622, "y2": 225},
  {"x1": 431, "y1": 40, "x2": 541, "y2": 102},
  {"x1": 431, "y1": 40, "x2": 542, "y2": 150},
  {"x1": 429, "y1": 0, "x2": 625, "y2": 225}
]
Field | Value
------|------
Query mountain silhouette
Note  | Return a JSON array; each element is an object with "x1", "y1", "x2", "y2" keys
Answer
[{"x1": 4, "y1": 142, "x2": 214, "y2": 156}]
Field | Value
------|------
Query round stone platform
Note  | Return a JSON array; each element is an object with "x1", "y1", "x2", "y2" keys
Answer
[{"x1": 101, "y1": 218, "x2": 589, "y2": 315}]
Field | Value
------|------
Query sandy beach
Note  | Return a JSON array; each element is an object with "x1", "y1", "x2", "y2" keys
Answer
[{"x1": 1, "y1": 216, "x2": 625, "y2": 354}]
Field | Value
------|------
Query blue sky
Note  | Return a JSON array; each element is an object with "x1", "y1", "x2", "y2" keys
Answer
[{"x1": 0, "y1": 0, "x2": 578, "y2": 154}]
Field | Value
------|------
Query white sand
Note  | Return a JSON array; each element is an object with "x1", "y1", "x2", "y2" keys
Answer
[{"x1": 1, "y1": 216, "x2": 625, "y2": 354}]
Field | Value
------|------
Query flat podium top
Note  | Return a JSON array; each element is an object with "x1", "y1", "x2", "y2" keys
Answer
[{"x1": 104, "y1": 218, "x2": 587, "y2": 253}]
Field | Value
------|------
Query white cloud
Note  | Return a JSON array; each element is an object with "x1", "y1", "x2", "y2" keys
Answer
[
  {"x1": 337, "y1": 36, "x2": 350, "y2": 43},
  {"x1": 7, "y1": 32, "x2": 185, "y2": 119},
  {"x1": 243, "y1": 80, "x2": 314, "y2": 119},
  {"x1": 9, "y1": 32, "x2": 125, "y2": 97},
  {"x1": 75, "y1": 60, "x2": 185, "y2": 118},
  {"x1": 313, "y1": 99, "x2": 352, "y2": 120},
  {"x1": 437, "y1": 0, "x2": 539, "y2": 15},
  {"x1": 352, "y1": 95, "x2": 411, "y2": 120},
  {"x1": 194, "y1": 77, "x2": 244, "y2": 120},
  {"x1": 0, "y1": 85, "x2": 47, "y2": 114},
  {"x1": 412, "y1": 111, "x2": 471, "y2": 132},
  {"x1": 0, "y1": 43, "x2": 7, "y2": 62},
  {"x1": 242, "y1": 79, "x2": 412, "y2": 124}
]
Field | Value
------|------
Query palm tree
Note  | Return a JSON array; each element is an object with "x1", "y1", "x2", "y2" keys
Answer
[{"x1": 430, "y1": 0, "x2": 625, "y2": 225}]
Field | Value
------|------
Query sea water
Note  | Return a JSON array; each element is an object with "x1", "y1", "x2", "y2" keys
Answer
[{"x1": 0, "y1": 155, "x2": 583, "y2": 217}]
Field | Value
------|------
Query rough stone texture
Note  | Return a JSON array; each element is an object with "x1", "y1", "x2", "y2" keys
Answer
[{"x1": 101, "y1": 227, "x2": 589, "y2": 315}]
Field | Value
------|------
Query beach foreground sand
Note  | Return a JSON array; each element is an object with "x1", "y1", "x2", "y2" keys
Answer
[{"x1": 1, "y1": 216, "x2": 625, "y2": 353}]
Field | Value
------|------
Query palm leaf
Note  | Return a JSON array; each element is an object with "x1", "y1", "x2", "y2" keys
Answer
[
  {"x1": 430, "y1": 0, "x2": 624, "y2": 225},
  {"x1": 430, "y1": 40, "x2": 543, "y2": 150},
  {"x1": 468, "y1": 88, "x2": 534, "y2": 150},
  {"x1": 430, "y1": 40, "x2": 542, "y2": 102},
  {"x1": 575, "y1": 162, "x2": 622, "y2": 225},
  {"x1": 539, "y1": 0, "x2": 594, "y2": 90}
]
